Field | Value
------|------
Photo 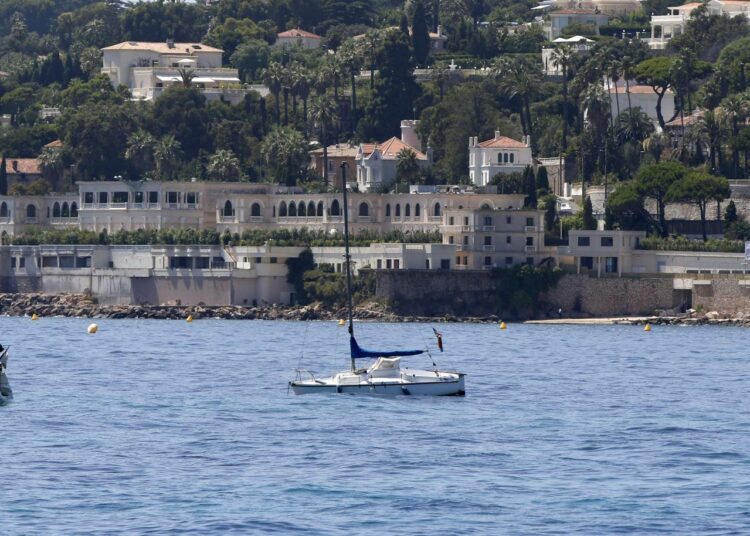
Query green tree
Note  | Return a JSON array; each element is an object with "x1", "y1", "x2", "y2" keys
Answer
[
  {"x1": 151, "y1": 87, "x2": 210, "y2": 160},
  {"x1": 667, "y1": 171, "x2": 730, "y2": 241},
  {"x1": 411, "y1": 0, "x2": 431, "y2": 66},
  {"x1": 286, "y1": 248, "x2": 316, "y2": 304},
  {"x1": 494, "y1": 56, "x2": 541, "y2": 138},
  {"x1": 261, "y1": 126, "x2": 307, "y2": 186},
  {"x1": 536, "y1": 166, "x2": 549, "y2": 195},
  {"x1": 550, "y1": 44, "x2": 575, "y2": 152},
  {"x1": 582, "y1": 196, "x2": 596, "y2": 230},
  {"x1": 396, "y1": 147, "x2": 420, "y2": 188},
  {"x1": 204, "y1": 17, "x2": 269, "y2": 59},
  {"x1": 230, "y1": 40, "x2": 271, "y2": 82},
  {"x1": 541, "y1": 194, "x2": 556, "y2": 231},
  {"x1": 633, "y1": 57, "x2": 677, "y2": 130},
  {"x1": 125, "y1": 130, "x2": 156, "y2": 178},
  {"x1": 635, "y1": 161, "x2": 687, "y2": 237},
  {"x1": 207, "y1": 150, "x2": 242, "y2": 182},
  {"x1": 522, "y1": 165, "x2": 536, "y2": 208},
  {"x1": 605, "y1": 183, "x2": 652, "y2": 231},
  {"x1": 725, "y1": 199, "x2": 738, "y2": 224},
  {"x1": 154, "y1": 135, "x2": 182, "y2": 181},
  {"x1": 0, "y1": 154, "x2": 7, "y2": 195},
  {"x1": 263, "y1": 61, "x2": 285, "y2": 125},
  {"x1": 309, "y1": 96, "x2": 338, "y2": 189}
]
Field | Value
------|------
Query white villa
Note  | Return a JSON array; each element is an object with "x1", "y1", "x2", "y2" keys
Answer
[
  {"x1": 648, "y1": 0, "x2": 750, "y2": 50},
  {"x1": 355, "y1": 121, "x2": 431, "y2": 192},
  {"x1": 101, "y1": 40, "x2": 249, "y2": 104},
  {"x1": 274, "y1": 29, "x2": 323, "y2": 49},
  {"x1": 468, "y1": 132, "x2": 533, "y2": 186}
]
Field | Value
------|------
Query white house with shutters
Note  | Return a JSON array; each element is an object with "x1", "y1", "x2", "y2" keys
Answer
[{"x1": 468, "y1": 132, "x2": 533, "y2": 186}]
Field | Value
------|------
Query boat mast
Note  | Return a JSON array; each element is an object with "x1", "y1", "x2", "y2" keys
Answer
[{"x1": 340, "y1": 163, "x2": 356, "y2": 371}]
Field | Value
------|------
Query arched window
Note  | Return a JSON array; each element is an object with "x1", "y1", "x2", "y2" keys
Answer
[
  {"x1": 308, "y1": 201, "x2": 315, "y2": 216},
  {"x1": 331, "y1": 199, "x2": 340, "y2": 216},
  {"x1": 497, "y1": 153, "x2": 503, "y2": 164},
  {"x1": 70, "y1": 202, "x2": 78, "y2": 217},
  {"x1": 405, "y1": 204, "x2": 411, "y2": 217},
  {"x1": 26, "y1": 204, "x2": 36, "y2": 219},
  {"x1": 317, "y1": 201, "x2": 324, "y2": 217},
  {"x1": 289, "y1": 202, "x2": 297, "y2": 217},
  {"x1": 0, "y1": 202, "x2": 7, "y2": 218},
  {"x1": 53, "y1": 202, "x2": 61, "y2": 218},
  {"x1": 433, "y1": 203, "x2": 441, "y2": 217},
  {"x1": 359, "y1": 202, "x2": 369, "y2": 217},
  {"x1": 415, "y1": 204, "x2": 421, "y2": 218},
  {"x1": 251, "y1": 202, "x2": 261, "y2": 217},
  {"x1": 481, "y1": 203, "x2": 491, "y2": 210},
  {"x1": 386, "y1": 204, "x2": 391, "y2": 217},
  {"x1": 503, "y1": 153, "x2": 509, "y2": 163},
  {"x1": 298, "y1": 201, "x2": 306, "y2": 217},
  {"x1": 62, "y1": 202, "x2": 70, "y2": 218},
  {"x1": 223, "y1": 200, "x2": 233, "y2": 217},
  {"x1": 510, "y1": 153, "x2": 514, "y2": 163},
  {"x1": 395, "y1": 204, "x2": 401, "y2": 217},
  {"x1": 279, "y1": 202, "x2": 286, "y2": 217}
]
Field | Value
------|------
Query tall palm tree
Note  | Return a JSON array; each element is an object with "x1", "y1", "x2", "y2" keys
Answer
[
  {"x1": 293, "y1": 65, "x2": 311, "y2": 123},
  {"x1": 615, "y1": 107, "x2": 654, "y2": 145},
  {"x1": 261, "y1": 126, "x2": 308, "y2": 186},
  {"x1": 177, "y1": 67, "x2": 195, "y2": 88},
  {"x1": 642, "y1": 132, "x2": 669, "y2": 163},
  {"x1": 207, "y1": 149, "x2": 242, "y2": 182},
  {"x1": 719, "y1": 93, "x2": 748, "y2": 178},
  {"x1": 550, "y1": 44, "x2": 575, "y2": 153},
  {"x1": 620, "y1": 54, "x2": 635, "y2": 116},
  {"x1": 154, "y1": 135, "x2": 182, "y2": 180},
  {"x1": 125, "y1": 130, "x2": 156, "y2": 177},
  {"x1": 309, "y1": 96, "x2": 339, "y2": 189},
  {"x1": 695, "y1": 110, "x2": 723, "y2": 172},
  {"x1": 262, "y1": 62, "x2": 284, "y2": 125},
  {"x1": 338, "y1": 39, "x2": 364, "y2": 135},
  {"x1": 396, "y1": 147, "x2": 420, "y2": 190},
  {"x1": 493, "y1": 57, "x2": 541, "y2": 139}
]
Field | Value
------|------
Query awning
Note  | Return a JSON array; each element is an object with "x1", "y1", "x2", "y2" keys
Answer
[
  {"x1": 211, "y1": 76, "x2": 241, "y2": 82},
  {"x1": 156, "y1": 75, "x2": 181, "y2": 82},
  {"x1": 192, "y1": 77, "x2": 215, "y2": 83}
]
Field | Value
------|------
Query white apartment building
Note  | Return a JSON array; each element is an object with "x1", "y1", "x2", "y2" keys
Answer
[
  {"x1": 101, "y1": 40, "x2": 249, "y2": 104},
  {"x1": 468, "y1": 132, "x2": 533, "y2": 186}
]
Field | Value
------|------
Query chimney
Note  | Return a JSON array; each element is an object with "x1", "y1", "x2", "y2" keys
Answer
[
  {"x1": 495, "y1": 130, "x2": 501, "y2": 139},
  {"x1": 11, "y1": 160, "x2": 18, "y2": 172},
  {"x1": 166, "y1": 39, "x2": 175, "y2": 49},
  {"x1": 437, "y1": 25, "x2": 443, "y2": 37}
]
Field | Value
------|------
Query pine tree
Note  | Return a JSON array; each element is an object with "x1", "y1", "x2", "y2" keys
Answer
[
  {"x1": 583, "y1": 196, "x2": 596, "y2": 230},
  {"x1": 0, "y1": 155, "x2": 7, "y2": 196},
  {"x1": 411, "y1": 0, "x2": 431, "y2": 66}
]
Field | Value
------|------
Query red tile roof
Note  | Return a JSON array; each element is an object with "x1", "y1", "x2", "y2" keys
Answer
[
  {"x1": 43, "y1": 139, "x2": 64, "y2": 148},
  {"x1": 361, "y1": 137, "x2": 427, "y2": 160},
  {"x1": 5, "y1": 158, "x2": 41, "y2": 175},
  {"x1": 478, "y1": 135, "x2": 527, "y2": 149},
  {"x1": 278, "y1": 28, "x2": 323, "y2": 40}
]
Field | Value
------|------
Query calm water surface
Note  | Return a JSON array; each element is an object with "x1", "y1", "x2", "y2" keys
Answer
[{"x1": 1, "y1": 317, "x2": 749, "y2": 534}]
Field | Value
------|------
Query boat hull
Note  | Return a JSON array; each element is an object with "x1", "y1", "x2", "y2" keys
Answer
[
  {"x1": 290, "y1": 375, "x2": 465, "y2": 396},
  {"x1": 0, "y1": 372, "x2": 12, "y2": 405}
]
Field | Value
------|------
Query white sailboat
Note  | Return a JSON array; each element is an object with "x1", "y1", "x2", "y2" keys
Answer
[
  {"x1": 0, "y1": 346, "x2": 12, "y2": 405},
  {"x1": 289, "y1": 164, "x2": 465, "y2": 396}
]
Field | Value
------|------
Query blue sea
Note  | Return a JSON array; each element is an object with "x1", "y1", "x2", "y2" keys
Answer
[{"x1": 1, "y1": 317, "x2": 749, "y2": 534}]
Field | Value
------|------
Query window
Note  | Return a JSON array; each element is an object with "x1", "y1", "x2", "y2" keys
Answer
[
  {"x1": 395, "y1": 204, "x2": 401, "y2": 217},
  {"x1": 359, "y1": 202, "x2": 369, "y2": 217},
  {"x1": 308, "y1": 201, "x2": 315, "y2": 216},
  {"x1": 70, "y1": 202, "x2": 78, "y2": 218},
  {"x1": 601, "y1": 237, "x2": 614, "y2": 247},
  {"x1": 186, "y1": 192, "x2": 198, "y2": 206},
  {"x1": 506, "y1": 216, "x2": 511, "y2": 224},
  {"x1": 433, "y1": 203, "x2": 441, "y2": 217},
  {"x1": 270, "y1": 257, "x2": 278, "y2": 264},
  {"x1": 440, "y1": 259, "x2": 450, "y2": 270},
  {"x1": 605, "y1": 257, "x2": 618, "y2": 273},
  {"x1": 331, "y1": 199, "x2": 340, "y2": 216},
  {"x1": 484, "y1": 216, "x2": 492, "y2": 226},
  {"x1": 448, "y1": 236, "x2": 454, "y2": 244},
  {"x1": 255, "y1": 257, "x2": 262, "y2": 263},
  {"x1": 1, "y1": 202, "x2": 10, "y2": 218},
  {"x1": 279, "y1": 202, "x2": 287, "y2": 217},
  {"x1": 113, "y1": 191, "x2": 128, "y2": 204},
  {"x1": 61, "y1": 202, "x2": 69, "y2": 217},
  {"x1": 76, "y1": 256, "x2": 90, "y2": 268},
  {"x1": 251, "y1": 203, "x2": 261, "y2": 217},
  {"x1": 509, "y1": 153, "x2": 514, "y2": 163},
  {"x1": 317, "y1": 202, "x2": 324, "y2": 217},
  {"x1": 84, "y1": 192, "x2": 94, "y2": 205},
  {"x1": 455, "y1": 256, "x2": 461, "y2": 266},
  {"x1": 148, "y1": 191, "x2": 159, "y2": 204},
  {"x1": 134, "y1": 192, "x2": 144, "y2": 204},
  {"x1": 18, "y1": 257, "x2": 25, "y2": 268},
  {"x1": 463, "y1": 255, "x2": 468, "y2": 265},
  {"x1": 581, "y1": 256, "x2": 594, "y2": 269},
  {"x1": 526, "y1": 237, "x2": 533, "y2": 246},
  {"x1": 505, "y1": 256, "x2": 513, "y2": 265},
  {"x1": 289, "y1": 202, "x2": 297, "y2": 217},
  {"x1": 386, "y1": 204, "x2": 391, "y2": 217},
  {"x1": 484, "y1": 256, "x2": 492, "y2": 266},
  {"x1": 484, "y1": 236, "x2": 492, "y2": 246},
  {"x1": 387, "y1": 259, "x2": 392, "y2": 269},
  {"x1": 526, "y1": 217, "x2": 534, "y2": 226},
  {"x1": 223, "y1": 200, "x2": 234, "y2": 217},
  {"x1": 394, "y1": 259, "x2": 400, "y2": 269},
  {"x1": 497, "y1": 153, "x2": 502, "y2": 164},
  {"x1": 503, "y1": 153, "x2": 509, "y2": 163},
  {"x1": 577, "y1": 236, "x2": 590, "y2": 246},
  {"x1": 377, "y1": 259, "x2": 382, "y2": 269},
  {"x1": 53, "y1": 202, "x2": 60, "y2": 218},
  {"x1": 98, "y1": 192, "x2": 108, "y2": 204},
  {"x1": 298, "y1": 201, "x2": 306, "y2": 216},
  {"x1": 26, "y1": 204, "x2": 36, "y2": 219},
  {"x1": 415, "y1": 204, "x2": 420, "y2": 217},
  {"x1": 463, "y1": 235, "x2": 469, "y2": 245},
  {"x1": 449, "y1": 216, "x2": 454, "y2": 225},
  {"x1": 506, "y1": 236, "x2": 511, "y2": 244},
  {"x1": 167, "y1": 192, "x2": 179, "y2": 205},
  {"x1": 405, "y1": 204, "x2": 410, "y2": 217},
  {"x1": 194, "y1": 257, "x2": 209, "y2": 269}
]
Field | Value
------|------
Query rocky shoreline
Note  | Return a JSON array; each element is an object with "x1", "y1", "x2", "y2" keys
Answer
[{"x1": 0, "y1": 293, "x2": 499, "y2": 323}]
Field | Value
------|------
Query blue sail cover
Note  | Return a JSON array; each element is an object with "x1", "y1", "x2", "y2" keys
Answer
[{"x1": 350, "y1": 336, "x2": 424, "y2": 359}]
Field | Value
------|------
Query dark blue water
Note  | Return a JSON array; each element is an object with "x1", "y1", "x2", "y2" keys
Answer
[{"x1": 1, "y1": 317, "x2": 749, "y2": 534}]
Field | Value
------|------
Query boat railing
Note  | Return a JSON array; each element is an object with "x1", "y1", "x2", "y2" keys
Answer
[{"x1": 293, "y1": 368, "x2": 318, "y2": 382}]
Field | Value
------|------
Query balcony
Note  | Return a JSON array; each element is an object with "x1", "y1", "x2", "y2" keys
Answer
[
  {"x1": 482, "y1": 225, "x2": 495, "y2": 232},
  {"x1": 525, "y1": 245, "x2": 537, "y2": 253},
  {"x1": 218, "y1": 214, "x2": 236, "y2": 224},
  {"x1": 524, "y1": 226, "x2": 537, "y2": 232},
  {"x1": 482, "y1": 245, "x2": 495, "y2": 252}
]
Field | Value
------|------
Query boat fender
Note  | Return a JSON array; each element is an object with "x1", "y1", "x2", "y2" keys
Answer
[
  {"x1": 336, "y1": 386, "x2": 342, "y2": 393},
  {"x1": 401, "y1": 386, "x2": 411, "y2": 395}
]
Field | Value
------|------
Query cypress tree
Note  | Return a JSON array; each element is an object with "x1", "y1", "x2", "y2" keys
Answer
[
  {"x1": 523, "y1": 166, "x2": 537, "y2": 208},
  {"x1": 583, "y1": 196, "x2": 596, "y2": 230},
  {"x1": 536, "y1": 165, "x2": 549, "y2": 193},
  {"x1": 399, "y1": 12, "x2": 410, "y2": 40},
  {"x1": 725, "y1": 200, "x2": 738, "y2": 224},
  {"x1": 0, "y1": 154, "x2": 7, "y2": 195},
  {"x1": 411, "y1": 0, "x2": 431, "y2": 66}
]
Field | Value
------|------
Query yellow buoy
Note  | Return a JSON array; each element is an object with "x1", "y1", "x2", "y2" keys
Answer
[
  {"x1": 644, "y1": 323, "x2": 651, "y2": 332},
  {"x1": 500, "y1": 321, "x2": 507, "y2": 330},
  {"x1": 31, "y1": 313, "x2": 39, "y2": 321},
  {"x1": 87, "y1": 323, "x2": 98, "y2": 334},
  {"x1": 186, "y1": 315, "x2": 193, "y2": 323},
  {"x1": 338, "y1": 319, "x2": 346, "y2": 326}
]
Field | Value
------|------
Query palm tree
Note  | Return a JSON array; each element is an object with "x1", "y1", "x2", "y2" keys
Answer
[
  {"x1": 396, "y1": 147, "x2": 420, "y2": 190},
  {"x1": 550, "y1": 44, "x2": 575, "y2": 153},
  {"x1": 695, "y1": 110, "x2": 723, "y2": 172},
  {"x1": 494, "y1": 57, "x2": 541, "y2": 139},
  {"x1": 615, "y1": 108, "x2": 654, "y2": 144},
  {"x1": 263, "y1": 62, "x2": 285, "y2": 125},
  {"x1": 338, "y1": 39, "x2": 364, "y2": 135},
  {"x1": 154, "y1": 135, "x2": 182, "y2": 180},
  {"x1": 261, "y1": 126, "x2": 308, "y2": 186},
  {"x1": 207, "y1": 149, "x2": 242, "y2": 182},
  {"x1": 177, "y1": 67, "x2": 195, "y2": 88},
  {"x1": 642, "y1": 132, "x2": 669, "y2": 163},
  {"x1": 125, "y1": 130, "x2": 156, "y2": 177},
  {"x1": 37, "y1": 147, "x2": 64, "y2": 188},
  {"x1": 309, "y1": 96, "x2": 339, "y2": 189},
  {"x1": 719, "y1": 93, "x2": 748, "y2": 178},
  {"x1": 620, "y1": 54, "x2": 635, "y2": 116},
  {"x1": 292, "y1": 65, "x2": 311, "y2": 123}
]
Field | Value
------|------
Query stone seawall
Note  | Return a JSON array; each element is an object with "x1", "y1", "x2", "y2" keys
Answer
[{"x1": 376, "y1": 271, "x2": 682, "y2": 317}]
